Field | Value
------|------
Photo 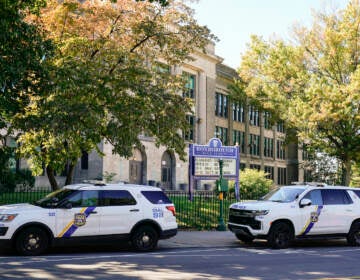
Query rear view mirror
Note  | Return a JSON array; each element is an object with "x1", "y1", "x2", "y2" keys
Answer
[{"x1": 300, "y1": 198, "x2": 312, "y2": 208}]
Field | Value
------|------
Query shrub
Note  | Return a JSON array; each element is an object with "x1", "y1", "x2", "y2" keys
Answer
[{"x1": 229, "y1": 168, "x2": 273, "y2": 200}]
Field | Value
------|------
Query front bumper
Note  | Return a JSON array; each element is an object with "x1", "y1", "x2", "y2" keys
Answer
[{"x1": 0, "y1": 238, "x2": 12, "y2": 250}]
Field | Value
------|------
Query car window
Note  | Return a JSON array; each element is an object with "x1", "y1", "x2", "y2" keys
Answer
[
  {"x1": 141, "y1": 191, "x2": 172, "y2": 204},
  {"x1": 303, "y1": 189, "x2": 323, "y2": 205},
  {"x1": 353, "y1": 190, "x2": 360, "y2": 199},
  {"x1": 321, "y1": 189, "x2": 352, "y2": 205},
  {"x1": 100, "y1": 190, "x2": 137, "y2": 206},
  {"x1": 67, "y1": 190, "x2": 99, "y2": 208}
]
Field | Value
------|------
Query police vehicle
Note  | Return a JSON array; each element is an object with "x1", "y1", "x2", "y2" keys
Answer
[
  {"x1": 0, "y1": 183, "x2": 177, "y2": 255},
  {"x1": 228, "y1": 183, "x2": 360, "y2": 249}
]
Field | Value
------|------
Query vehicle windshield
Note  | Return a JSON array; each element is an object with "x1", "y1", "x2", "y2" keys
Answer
[
  {"x1": 33, "y1": 188, "x2": 77, "y2": 208},
  {"x1": 260, "y1": 187, "x2": 306, "y2": 202}
]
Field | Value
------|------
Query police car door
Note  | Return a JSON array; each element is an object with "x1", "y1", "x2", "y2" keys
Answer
[
  {"x1": 99, "y1": 190, "x2": 142, "y2": 235},
  {"x1": 318, "y1": 189, "x2": 354, "y2": 234},
  {"x1": 56, "y1": 190, "x2": 100, "y2": 238},
  {"x1": 298, "y1": 189, "x2": 324, "y2": 236}
]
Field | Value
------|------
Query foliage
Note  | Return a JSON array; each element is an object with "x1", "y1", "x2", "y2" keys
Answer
[
  {"x1": 0, "y1": 147, "x2": 35, "y2": 192},
  {"x1": 350, "y1": 163, "x2": 360, "y2": 187},
  {"x1": 235, "y1": 1, "x2": 360, "y2": 185},
  {"x1": 17, "y1": 0, "x2": 215, "y2": 190},
  {"x1": 0, "y1": 0, "x2": 53, "y2": 142},
  {"x1": 228, "y1": 169, "x2": 273, "y2": 200},
  {"x1": 103, "y1": 171, "x2": 117, "y2": 183}
]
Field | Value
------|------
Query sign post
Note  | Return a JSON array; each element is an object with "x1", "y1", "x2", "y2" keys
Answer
[{"x1": 188, "y1": 138, "x2": 240, "y2": 230}]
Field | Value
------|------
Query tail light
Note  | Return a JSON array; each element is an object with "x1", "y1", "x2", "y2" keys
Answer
[{"x1": 166, "y1": 205, "x2": 176, "y2": 216}]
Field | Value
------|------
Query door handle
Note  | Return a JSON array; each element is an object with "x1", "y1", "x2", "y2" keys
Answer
[
  {"x1": 130, "y1": 209, "x2": 140, "y2": 212},
  {"x1": 90, "y1": 211, "x2": 98, "y2": 214}
]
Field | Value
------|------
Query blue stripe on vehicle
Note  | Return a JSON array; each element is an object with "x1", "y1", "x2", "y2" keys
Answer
[{"x1": 300, "y1": 205, "x2": 323, "y2": 236}]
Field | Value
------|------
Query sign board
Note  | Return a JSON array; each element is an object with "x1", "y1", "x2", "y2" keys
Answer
[
  {"x1": 194, "y1": 158, "x2": 237, "y2": 176},
  {"x1": 188, "y1": 138, "x2": 240, "y2": 200}
]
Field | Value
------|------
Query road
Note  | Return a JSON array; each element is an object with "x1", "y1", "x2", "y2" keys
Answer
[{"x1": 0, "y1": 236, "x2": 360, "y2": 280}]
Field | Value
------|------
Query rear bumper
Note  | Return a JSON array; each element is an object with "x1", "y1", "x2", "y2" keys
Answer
[{"x1": 160, "y1": 228, "x2": 177, "y2": 239}]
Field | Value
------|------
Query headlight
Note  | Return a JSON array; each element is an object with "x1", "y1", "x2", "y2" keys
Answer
[
  {"x1": 253, "y1": 210, "x2": 269, "y2": 216},
  {"x1": 0, "y1": 214, "x2": 18, "y2": 222}
]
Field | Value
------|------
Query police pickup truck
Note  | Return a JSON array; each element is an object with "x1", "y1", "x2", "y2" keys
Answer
[
  {"x1": 0, "y1": 183, "x2": 177, "y2": 255},
  {"x1": 228, "y1": 183, "x2": 360, "y2": 248}
]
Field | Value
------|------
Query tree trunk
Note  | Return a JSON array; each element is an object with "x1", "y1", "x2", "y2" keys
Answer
[
  {"x1": 65, "y1": 163, "x2": 75, "y2": 186},
  {"x1": 341, "y1": 160, "x2": 352, "y2": 186},
  {"x1": 46, "y1": 166, "x2": 59, "y2": 191}
]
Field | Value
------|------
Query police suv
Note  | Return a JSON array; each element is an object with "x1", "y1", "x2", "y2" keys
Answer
[
  {"x1": 228, "y1": 183, "x2": 360, "y2": 249},
  {"x1": 0, "y1": 183, "x2": 177, "y2": 255}
]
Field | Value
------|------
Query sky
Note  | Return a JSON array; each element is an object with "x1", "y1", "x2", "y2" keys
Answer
[{"x1": 190, "y1": 0, "x2": 350, "y2": 69}]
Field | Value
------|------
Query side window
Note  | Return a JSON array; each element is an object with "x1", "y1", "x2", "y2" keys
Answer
[
  {"x1": 303, "y1": 190, "x2": 323, "y2": 205},
  {"x1": 141, "y1": 191, "x2": 172, "y2": 204},
  {"x1": 353, "y1": 190, "x2": 360, "y2": 199},
  {"x1": 100, "y1": 190, "x2": 137, "y2": 206},
  {"x1": 67, "y1": 191, "x2": 99, "y2": 208},
  {"x1": 321, "y1": 189, "x2": 353, "y2": 205}
]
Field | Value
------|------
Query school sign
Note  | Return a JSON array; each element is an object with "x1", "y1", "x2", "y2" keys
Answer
[{"x1": 188, "y1": 138, "x2": 240, "y2": 200}]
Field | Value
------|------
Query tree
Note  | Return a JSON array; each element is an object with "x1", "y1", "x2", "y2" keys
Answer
[
  {"x1": 18, "y1": 0, "x2": 216, "y2": 190},
  {"x1": 235, "y1": 1, "x2": 360, "y2": 186}
]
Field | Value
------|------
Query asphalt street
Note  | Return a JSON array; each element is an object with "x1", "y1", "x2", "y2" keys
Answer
[{"x1": 1, "y1": 231, "x2": 360, "y2": 280}]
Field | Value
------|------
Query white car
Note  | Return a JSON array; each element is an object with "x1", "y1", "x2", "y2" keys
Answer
[
  {"x1": 0, "y1": 183, "x2": 177, "y2": 255},
  {"x1": 228, "y1": 183, "x2": 360, "y2": 249}
]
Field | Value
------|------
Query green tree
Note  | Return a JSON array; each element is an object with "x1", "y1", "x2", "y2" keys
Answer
[
  {"x1": 18, "y1": 0, "x2": 216, "y2": 190},
  {"x1": 235, "y1": 1, "x2": 360, "y2": 186}
]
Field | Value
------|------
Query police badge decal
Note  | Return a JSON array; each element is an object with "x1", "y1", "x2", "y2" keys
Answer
[{"x1": 74, "y1": 213, "x2": 87, "y2": 226}]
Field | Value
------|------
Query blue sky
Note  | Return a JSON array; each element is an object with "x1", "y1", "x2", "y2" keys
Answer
[{"x1": 190, "y1": 0, "x2": 349, "y2": 69}]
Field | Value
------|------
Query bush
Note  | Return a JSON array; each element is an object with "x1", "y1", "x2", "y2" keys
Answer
[{"x1": 229, "y1": 168, "x2": 273, "y2": 200}]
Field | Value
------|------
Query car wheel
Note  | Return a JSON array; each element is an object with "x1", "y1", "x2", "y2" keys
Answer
[
  {"x1": 235, "y1": 233, "x2": 254, "y2": 244},
  {"x1": 131, "y1": 225, "x2": 158, "y2": 252},
  {"x1": 347, "y1": 222, "x2": 360, "y2": 246},
  {"x1": 15, "y1": 227, "x2": 49, "y2": 256},
  {"x1": 268, "y1": 222, "x2": 293, "y2": 249}
]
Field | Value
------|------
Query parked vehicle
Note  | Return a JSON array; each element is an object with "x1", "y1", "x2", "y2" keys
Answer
[
  {"x1": 228, "y1": 183, "x2": 360, "y2": 248},
  {"x1": 0, "y1": 183, "x2": 177, "y2": 255}
]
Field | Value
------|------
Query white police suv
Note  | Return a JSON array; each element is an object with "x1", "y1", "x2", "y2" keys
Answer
[
  {"x1": 0, "y1": 183, "x2": 177, "y2": 255},
  {"x1": 228, "y1": 183, "x2": 360, "y2": 249}
]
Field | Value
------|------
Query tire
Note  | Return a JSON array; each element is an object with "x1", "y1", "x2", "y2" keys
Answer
[
  {"x1": 131, "y1": 225, "x2": 159, "y2": 252},
  {"x1": 267, "y1": 222, "x2": 293, "y2": 249},
  {"x1": 15, "y1": 227, "x2": 49, "y2": 256},
  {"x1": 347, "y1": 222, "x2": 360, "y2": 246},
  {"x1": 235, "y1": 233, "x2": 254, "y2": 244}
]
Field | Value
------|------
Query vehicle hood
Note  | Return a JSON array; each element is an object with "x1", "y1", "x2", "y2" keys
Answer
[
  {"x1": 230, "y1": 200, "x2": 287, "y2": 211},
  {"x1": 0, "y1": 203, "x2": 42, "y2": 214}
]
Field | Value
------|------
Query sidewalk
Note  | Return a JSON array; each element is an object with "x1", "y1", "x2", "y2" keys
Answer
[{"x1": 159, "y1": 230, "x2": 239, "y2": 249}]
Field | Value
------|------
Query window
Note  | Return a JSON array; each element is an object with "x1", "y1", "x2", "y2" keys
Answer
[
  {"x1": 277, "y1": 167, "x2": 287, "y2": 185},
  {"x1": 249, "y1": 134, "x2": 260, "y2": 156},
  {"x1": 232, "y1": 102, "x2": 245, "y2": 122},
  {"x1": 215, "y1": 126, "x2": 228, "y2": 145},
  {"x1": 264, "y1": 137, "x2": 274, "y2": 158},
  {"x1": 183, "y1": 73, "x2": 195, "y2": 98},
  {"x1": 304, "y1": 190, "x2": 323, "y2": 205},
  {"x1": 250, "y1": 164, "x2": 261, "y2": 171},
  {"x1": 264, "y1": 112, "x2": 272, "y2": 129},
  {"x1": 67, "y1": 190, "x2": 99, "y2": 208},
  {"x1": 141, "y1": 191, "x2": 172, "y2": 204},
  {"x1": 81, "y1": 151, "x2": 88, "y2": 170},
  {"x1": 249, "y1": 106, "x2": 260, "y2": 126},
  {"x1": 100, "y1": 190, "x2": 137, "y2": 206},
  {"x1": 240, "y1": 163, "x2": 246, "y2": 171},
  {"x1": 264, "y1": 166, "x2": 274, "y2": 180},
  {"x1": 321, "y1": 189, "x2": 352, "y2": 205},
  {"x1": 277, "y1": 120, "x2": 285, "y2": 133},
  {"x1": 215, "y1": 92, "x2": 228, "y2": 118},
  {"x1": 276, "y1": 140, "x2": 286, "y2": 159},
  {"x1": 232, "y1": 130, "x2": 245, "y2": 153},
  {"x1": 183, "y1": 115, "x2": 195, "y2": 141}
]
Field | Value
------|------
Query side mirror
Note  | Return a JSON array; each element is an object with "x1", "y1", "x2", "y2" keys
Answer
[{"x1": 300, "y1": 198, "x2": 312, "y2": 208}]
